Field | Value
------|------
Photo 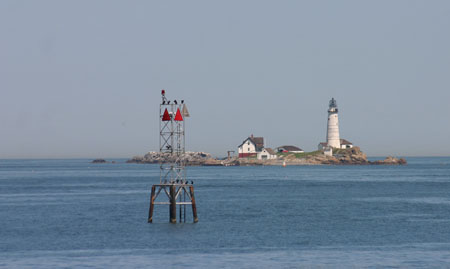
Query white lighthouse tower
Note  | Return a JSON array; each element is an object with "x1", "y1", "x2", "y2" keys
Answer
[{"x1": 326, "y1": 98, "x2": 341, "y2": 148}]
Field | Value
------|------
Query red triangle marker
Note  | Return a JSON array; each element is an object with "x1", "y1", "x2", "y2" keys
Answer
[
  {"x1": 174, "y1": 108, "x2": 183, "y2": 121},
  {"x1": 162, "y1": 108, "x2": 171, "y2": 121}
]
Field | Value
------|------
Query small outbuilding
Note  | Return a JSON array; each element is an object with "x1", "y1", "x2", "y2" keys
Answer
[
  {"x1": 257, "y1": 148, "x2": 277, "y2": 160},
  {"x1": 276, "y1": 145, "x2": 304, "y2": 153},
  {"x1": 340, "y1": 139, "x2": 353, "y2": 149},
  {"x1": 318, "y1": 142, "x2": 328, "y2": 151},
  {"x1": 318, "y1": 139, "x2": 354, "y2": 150},
  {"x1": 323, "y1": 146, "x2": 333, "y2": 156}
]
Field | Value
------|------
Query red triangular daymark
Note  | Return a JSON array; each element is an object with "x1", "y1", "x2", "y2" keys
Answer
[
  {"x1": 162, "y1": 108, "x2": 171, "y2": 121},
  {"x1": 174, "y1": 108, "x2": 183, "y2": 121}
]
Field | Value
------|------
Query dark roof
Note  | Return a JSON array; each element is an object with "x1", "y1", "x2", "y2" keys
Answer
[
  {"x1": 250, "y1": 137, "x2": 264, "y2": 148},
  {"x1": 264, "y1": 148, "x2": 276, "y2": 155},
  {"x1": 340, "y1": 139, "x2": 353, "y2": 145},
  {"x1": 277, "y1": 145, "x2": 303, "y2": 152},
  {"x1": 238, "y1": 136, "x2": 264, "y2": 151},
  {"x1": 319, "y1": 142, "x2": 327, "y2": 146}
]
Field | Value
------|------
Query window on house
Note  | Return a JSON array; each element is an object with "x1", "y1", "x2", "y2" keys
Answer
[{"x1": 248, "y1": 148, "x2": 250, "y2": 151}]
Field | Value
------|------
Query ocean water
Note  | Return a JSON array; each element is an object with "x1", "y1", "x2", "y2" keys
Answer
[{"x1": 1, "y1": 157, "x2": 450, "y2": 268}]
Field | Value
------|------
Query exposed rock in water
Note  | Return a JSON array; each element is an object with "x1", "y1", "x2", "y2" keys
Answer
[
  {"x1": 92, "y1": 159, "x2": 107, "y2": 163},
  {"x1": 332, "y1": 147, "x2": 369, "y2": 165},
  {"x1": 126, "y1": 151, "x2": 215, "y2": 165},
  {"x1": 370, "y1": 156, "x2": 407, "y2": 165}
]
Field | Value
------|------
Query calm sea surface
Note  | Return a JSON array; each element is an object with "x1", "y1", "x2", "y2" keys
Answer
[{"x1": 1, "y1": 157, "x2": 450, "y2": 268}]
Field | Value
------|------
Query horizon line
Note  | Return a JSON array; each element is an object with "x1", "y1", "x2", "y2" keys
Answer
[{"x1": 1, "y1": 155, "x2": 450, "y2": 160}]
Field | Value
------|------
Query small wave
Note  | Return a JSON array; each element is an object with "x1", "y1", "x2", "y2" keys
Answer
[
  {"x1": 355, "y1": 197, "x2": 450, "y2": 205},
  {"x1": 2, "y1": 245, "x2": 450, "y2": 268}
]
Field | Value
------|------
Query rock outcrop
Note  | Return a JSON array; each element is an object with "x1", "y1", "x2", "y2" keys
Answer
[
  {"x1": 126, "y1": 151, "x2": 215, "y2": 165},
  {"x1": 370, "y1": 156, "x2": 407, "y2": 165},
  {"x1": 333, "y1": 147, "x2": 369, "y2": 164},
  {"x1": 91, "y1": 159, "x2": 107, "y2": 163}
]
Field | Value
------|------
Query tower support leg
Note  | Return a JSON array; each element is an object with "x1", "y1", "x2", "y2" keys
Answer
[
  {"x1": 190, "y1": 186, "x2": 199, "y2": 223},
  {"x1": 148, "y1": 185, "x2": 156, "y2": 223},
  {"x1": 170, "y1": 184, "x2": 177, "y2": 223}
]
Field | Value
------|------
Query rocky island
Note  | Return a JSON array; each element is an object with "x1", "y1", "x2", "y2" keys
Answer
[
  {"x1": 127, "y1": 147, "x2": 406, "y2": 166},
  {"x1": 91, "y1": 159, "x2": 107, "y2": 163},
  {"x1": 127, "y1": 151, "x2": 216, "y2": 165}
]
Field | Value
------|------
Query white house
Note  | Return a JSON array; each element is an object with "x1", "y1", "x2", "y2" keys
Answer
[
  {"x1": 238, "y1": 135, "x2": 264, "y2": 158},
  {"x1": 257, "y1": 148, "x2": 277, "y2": 160}
]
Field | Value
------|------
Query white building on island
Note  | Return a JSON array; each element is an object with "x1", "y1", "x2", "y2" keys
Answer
[
  {"x1": 276, "y1": 145, "x2": 304, "y2": 153},
  {"x1": 238, "y1": 134, "x2": 264, "y2": 158},
  {"x1": 257, "y1": 148, "x2": 277, "y2": 160},
  {"x1": 318, "y1": 139, "x2": 353, "y2": 150},
  {"x1": 340, "y1": 139, "x2": 354, "y2": 149}
]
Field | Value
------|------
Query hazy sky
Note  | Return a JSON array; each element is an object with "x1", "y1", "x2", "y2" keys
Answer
[{"x1": 1, "y1": 1, "x2": 450, "y2": 158}]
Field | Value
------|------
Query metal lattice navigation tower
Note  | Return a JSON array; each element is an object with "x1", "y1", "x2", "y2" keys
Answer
[
  {"x1": 159, "y1": 90, "x2": 186, "y2": 184},
  {"x1": 148, "y1": 90, "x2": 198, "y2": 223}
]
